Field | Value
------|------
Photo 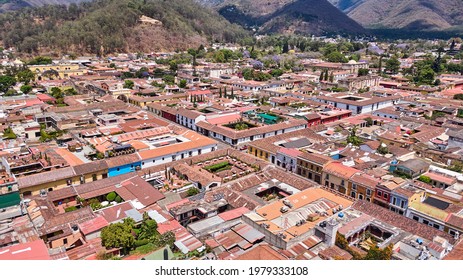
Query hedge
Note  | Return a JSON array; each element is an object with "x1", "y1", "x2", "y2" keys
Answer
[{"x1": 106, "y1": 191, "x2": 117, "y2": 202}]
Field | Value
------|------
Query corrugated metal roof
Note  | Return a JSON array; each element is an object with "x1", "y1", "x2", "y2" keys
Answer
[
  {"x1": 232, "y1": 223, "x2": 265, "y2": 243},
  {"x1": 187, "y1": 215, "x2": 224, "y2": 234},
  {"x1": 147, "y1": 210, "x2": 167, "y2": 224},
  {"x1": 124, "y1": 209, "x2": 143, "y2": 223}
]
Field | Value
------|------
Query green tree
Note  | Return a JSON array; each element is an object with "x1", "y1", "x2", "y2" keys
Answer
[
  {"x1": 187, "y1": 48, "x2": 198, "y2": 66},
  {"x1": 213, "y1": 51, "x2": 226, "y2": 63},
  {"x1": 364, "y1": 117, "x2": 373, "y2": 126},
  {"x1": 123, "y1": 80, "x2": 134, "y2": 89},
  {"x1": 20, "y1": 84, "x2": 33, "y2": 94},
  {"x1": 358, "y1": 68, "x2": 369, "y2": 77},
  {"x1": 418, "y1": 175, "x2": 432, "y2": 184},
  {"x1": 106, "y1": 192, "x2": 117, "y2": 202},
  {"x1": 158, "y1": 231, "x2": 175, "y2": 247},
  {"x1": 454, "y1": 94, "x2": 463, "y2": 100},
  {"x1": 101, "y1": 218, "x2": 135, "y2": 254},
  {"x1": 186, "y1": 187, "x2": 200, "y2": 197},
  {"x1": 3, "y1": 127, "x2": 17, "y2": 139},
  {"x1": 270, "y1": 69, "x2": 284, "y2": 77},
  {"x1": 178, "y1": 79, "x2": 187, "y2": 88},
  {"x1": 377, "y1": 143, "x2": 389, "y2": 155},
  {"x1": 326, "y1": 51, "x2": 347, "y2": 63},
  {"x1": 385, "y1": 56, "x2": 400, "y2": 74},
  {"x1": 17, "y1": 69, "x2": 35, "y2": 84},
  {"x1": 50, "y1": 87, "x2": 63, "y2": 99},
  {"x1": 417, "y1": 65, "x2": 435, "y2": 85},
  {"x1": 364, "y1": 243, "x2": 394, "y2": 260},
  {"x1": 0, "y1": 75, "x2": 16, "y2": 93},
  {"x1": 347, "y1": 125, "x2": 362, "y2": 146},
  {"x1": 138, "y1": 215, "x2": 158, "y2": 241},
  {"x1": 28, "y1": 56, "x2": 52, "y2": 65},
  {"x1": 64, "y1": 88, "x2": 78, "y2": 95},
  {"x1": 162, "y1": 75, "x2": 175, "y2": 85}
]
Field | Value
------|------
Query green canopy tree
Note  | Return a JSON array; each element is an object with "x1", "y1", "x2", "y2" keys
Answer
[
  {"x1": 385, "y1": 56, "x2": 400, "y2": 74},
  {"x1": 101, "y1": 218, "x2": 135, "y2": 254},
  {"x1": 138, "y1": 215, "x2": 158, "y2": 241},
  {"x1": 347, "y1": 125, "x2": 362, "y2": 146},
  {"x1": 123, "y1": 80, "x2": 134, "y2": 89},
  {"x1": 178, "y1": 79, "x2": 187, "y2": 88},
  {"x1": 20, "y1": 84, "x2": 33, "y2": 94},
  {"x1": 17, "y1": 69, "x2": 35, "y2": 84},
  {"x1": 0, "y1": 75, "x2": 16, "y2": 93}
]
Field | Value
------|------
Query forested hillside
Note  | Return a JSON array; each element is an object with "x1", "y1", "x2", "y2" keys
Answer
[{"x1": 0, "y1": 0, "x2": 250, "y2": 55}]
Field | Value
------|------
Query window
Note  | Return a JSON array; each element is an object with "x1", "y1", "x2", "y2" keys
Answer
[
  {"x1": 377, "y1": 190, "x2": 382, "y2": 196},
  {"x1": 358, "y1": 194, "x2": 364, "y2": 200},
  {"x1": 400, "y1": 200, "x2": 405, "y2": 209},
  {"x1": 433, "y1": 224, "x2": 440, "y2": 229},
  {"x1": 383, "y1": 193, "x2": 388, "y2": 199},
  {"x1": 153, "y1": 160, "x2": 156, "y2": 163},
  {"x1": 63, "y1": 238, "x2": 67, "y2": 245},
  {"x1": 366, "y1": 189, "x2": 371, "y2": 196},
  {"x1": 330, "y1": 183, "x2": 334, "y2": 189},
  {"x1": 48, "y1": 188, "x2": 53, "y2": 192},
  {"x1": 325, "y1": 174, "x2": 330, "y2": 180},
  {"x1": 352, "y1": 183, "x2": 356, "y2": 190},
  {"x1": 341, "y1": 180, "x2": 345, "y2": 186},
  {"x1": 412, "y1": 216, "x2": 419, "y2": 221},
  {"x1": 117, "y1": 168, "x2": 120, "y2": 171},
  {"x1": 92, "y1": 174, "x2": 97, "y2": 181},
  {"x1": 423, "y1": 220, "x2": 429, "y2": 225},
  {"x1": 392, "y1": 197, "x2": 396, "y2": 205},
  {"x1": 351, "y1": 192, "x2": 356, "y2": 198}
]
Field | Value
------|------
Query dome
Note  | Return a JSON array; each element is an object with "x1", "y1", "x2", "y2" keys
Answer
[{"x1": 347, "y1": 60, "x2": 357, "y2": 64}]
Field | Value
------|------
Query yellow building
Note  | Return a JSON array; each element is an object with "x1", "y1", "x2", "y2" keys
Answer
[
  {"x1": 17, "y1": 161, "x2": 108, "y2": 196},
  {"x1": 322, "y1": 162, "x2": 360, "y2": 194},
  {"x1": 248, "y1": 146, "x2": 270, "y2": 161},
  {"x1": 348, "y1": 173, "x2": 380, "y2": 202},
  {"x1": 29, "y1": 64, "x2": 87, "y2": 80}
]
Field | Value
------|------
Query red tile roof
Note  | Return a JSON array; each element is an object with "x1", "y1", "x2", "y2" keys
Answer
[
  {"x1": 157, "y1": 220, "x2": 182, "y2": 235},
  {"x1": 0, "y1": 240, "x2": 50, "y2": 260},
  {"x1": 323, "y1": 162, "x2": 360, "y2": 179},
  {"x1": 78, "y1": 216, "x2": 109, "y2": 236},
  {"x1": 235, "y1": 244, "x2": 287, "y2": 260},
  {"x1": 218, "y1": 207, "x2": 251, "y2": 221}
]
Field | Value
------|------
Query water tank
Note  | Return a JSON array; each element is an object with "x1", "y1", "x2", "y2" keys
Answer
[{"x1": 338, "y1": 212, "x2": 344, "y2": 218}]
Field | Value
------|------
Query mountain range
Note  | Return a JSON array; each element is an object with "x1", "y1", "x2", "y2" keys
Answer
[
  {"x1": 328, "y1": 0, "x2": 463, "y2": 31},
  {"x1": 0, "y1": 0, "x2": 90, "y2": 13},
  {"x1": 206, "y1": 0, "x2": 365, "y2": 35},
  {"x1": 205, "y1": 0, "x2": 463, "y2": 32}
]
